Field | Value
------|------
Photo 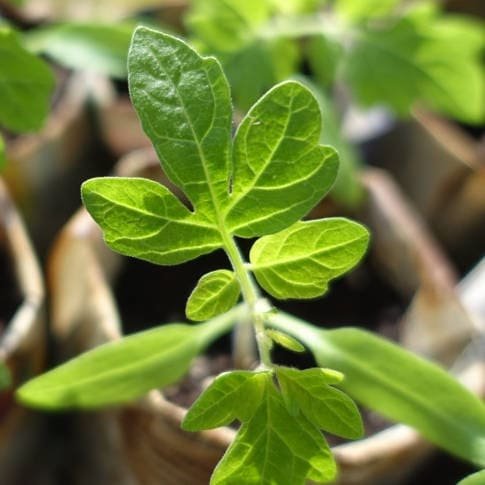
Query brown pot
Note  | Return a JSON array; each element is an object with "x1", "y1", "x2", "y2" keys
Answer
[
  {"x1": 47, "y1": 148, "x2": 484, "y2": 484},
  {"x1": 366, "y1": 110, "x2": 485, "y2": 262},
  {"x1": 3, "y1": 71, "x2": 93, "y2": 257},
  {"x1": 0, "y1": 178, "x2": 46, "y2": 481}
]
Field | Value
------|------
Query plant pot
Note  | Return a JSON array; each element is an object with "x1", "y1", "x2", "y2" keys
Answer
[
  {"x1": 3, "y1": 71, "x2": 94, "y2": 257},
  {"x1": 47, "y1": 148, "x2": 484, "y2": 484},
  {"x1": 365, "y1": 110, "x2": 485, "y2": 268},
  {"x1": 0, "y1": 177, "x2": 46, "y2": 481}
]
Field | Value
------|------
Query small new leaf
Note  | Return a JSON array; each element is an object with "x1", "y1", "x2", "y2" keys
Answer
[
  {"x1": 186, "y1": 269, "x2": 240, "y2": 321},
  {"x1": 211, "y1": 374, "x2": 336, "y2": 485},
  {"x1": 277, "y1": 367, "x2": 364, "y2": 439},
  {"x1": 182, "y1": 370, "x2": 268, "y2": 431},
  {"x1": 250, "y1": 218, "x2": 369, "y2": 299},
  {"x1": 265, "y1": 329, "x2": 305, "y2": 353}
]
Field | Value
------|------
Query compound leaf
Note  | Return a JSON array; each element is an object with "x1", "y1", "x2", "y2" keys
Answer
[
  {"x1": 250, "y1": 218, "x2": 369, "y2": 299},
  {"x1": 128, "y1": 27, "x2": 232, "y2": 218},
  {"x1": 225, "y1": 81, "x2": 339, "y2": 237},
  {"x1": 0, "y1": 28, "x2": 54, "y2": 133},
  {"x1": 82, "y1": 177, "x2": 222, "y2": 265},
  {"x1": 186, "y1": 269, "x2": 240, "y2": 321},
  {"x1": 211, "y1": 375, "x2": 336, "y2": 485},
  {"x1": 182, "y1": 370, "x2": 268, "y2": 431},
  {"x1": 269, "y1": 312, "x2": 485, "y2": 467},
  {"x1": 277, "y1": 367, "x2": 363, "y2": 439},
  {"x1": 16, "y1": 310, "x2": 239, "y2": 410}
]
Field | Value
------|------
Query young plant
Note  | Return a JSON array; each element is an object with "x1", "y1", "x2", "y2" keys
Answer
[{"x1": 17, "y1": 28, "x2": 485, "y2": 484}]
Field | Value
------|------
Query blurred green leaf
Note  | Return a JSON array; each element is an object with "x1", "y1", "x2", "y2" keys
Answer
[
  {"x1": 343, "y1": 9, "x2": 485, "y2": 122},
  {"x1": 0, "y1": 28, "x2": 54, "y2": 133},
  {"x1": 186, "y1": 270, "x2": 240, "y2": 321},
  {"x1": 0, "y1": 362, "x2": 11, "y2": 390},
  {"x1": 269, "y1": 312, "x2": 485, "y2": 467},
  {"x1": 187, "y1": 0, "x2": 272, "y2": 52},
  {"x1": 0, "y1": 135, "x2": 5, "y2": 171},
  {"x1": 458, "y1": 470, "x2": 485, "y2": 485},
  {"x1": 25, "y1": 23, "x2": 134, "y2": 79},
  {"x1": 16, "y1": 308, "x2": 240, "y2": 409},
  {"x1": 335, "y1": 0, "x2": 400, "y2": 22}
]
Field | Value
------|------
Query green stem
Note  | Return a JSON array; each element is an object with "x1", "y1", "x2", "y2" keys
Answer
[{"x1": 220, "y1": 229, "x2": 273, "y2": 369}]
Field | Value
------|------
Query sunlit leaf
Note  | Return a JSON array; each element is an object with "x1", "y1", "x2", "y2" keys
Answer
[
  {"x1": 265, "y1": 329, "x2": 305, "y2": 353},
  {"x1": 185, "y1": 371, "x2": 337, "y2": 485},
  {"x1": 250, "y1": 218, "x2": 369, "y2": 299},
  {"x1": 182, "y1": 371, "x2": 268, "y2": 430},
  {"x1": 16, "y1": 309, "x2": 240, "y2": 409},
  {"x1": 81, "y1": 177, "x2": 222, "y2": 265},
  {"x1": 226, "y1": 81, "x2": 338, "y2": 237},
  {"x1": 277, "y1": 367, "x2": 363, "y2": 439}
]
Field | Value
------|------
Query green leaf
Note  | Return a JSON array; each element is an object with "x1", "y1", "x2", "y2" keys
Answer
[
  {"x1": 182, "y1": 370, "x2": 269, "y2": 431},
  {"x1": 221, "y1": 37, "x2": 299, "y2": 111},
  {"x1": 211, "y1": 375, "x2": 336, "y2": 485},
  {"x1": 0, "y1": 362, "x2": 11, "y2": 390},
  {"x1": 186, "y1": 269, "x2": 240, "y2": 321},
  {"x1": 306, "y1": 34, "x2": 342, "y2": 88},
  {"x1": 250, "y1": 218, "x2": 369, "y2": 299},
  {"x1": 297, "y1": 77, "x2": 363, "y2": 207},
  {"x1": 269, "y1": 312, "x2": 485, "y2": 467},
  {"x1": 276, "y1": 367, "x2": 363, "y2": 439},
  {"x1": 128, "y1": 27, "x2": 232, "y2": 218},
  {"x1": 458, "y1": 470, "x2": 485, "y2": 485},
  {"x1": 16, "y1": 308, "x2": 240, "y2": 410},
  {"x1": 81, "y1": 177, "x2": 222, "y2": 265},
  {"x1": 335, "y1": 0, "x2": 400, "y2": 22},
  {"x1": 265, "y1": 329, "x2": 305, "y2": 353},
  {"x1": 343, "y1": 10, "x2": 485, "y2": 122},
  {"x1": 0, "y1": 134, "x2": 5, "y2": 171},
  {"x1": 186, "y1": 0, "x2": 272, "y2": 52},
  {"x1": 225, "y1": 81, "x2": 339, "y2": 237},
  {"x1": 0, "y1": 28, "x2": 54, "y2": 133},
  {"x1": 25, "y1": 23, "x2": 134, "y2": 79}
]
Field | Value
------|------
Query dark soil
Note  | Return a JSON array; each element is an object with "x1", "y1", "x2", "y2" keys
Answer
[{"x1": 0, "y1": 240, "x2": 22, "y2": 336}]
